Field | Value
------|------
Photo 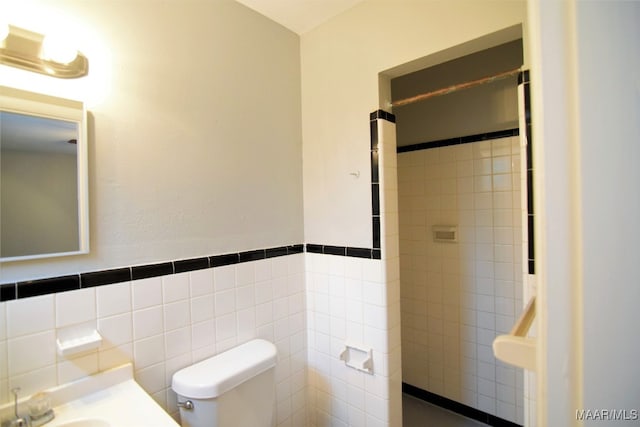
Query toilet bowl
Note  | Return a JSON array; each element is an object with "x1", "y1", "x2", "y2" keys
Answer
[{"x1": 171, "y1": 339, "x2": 277, "y2": 427}]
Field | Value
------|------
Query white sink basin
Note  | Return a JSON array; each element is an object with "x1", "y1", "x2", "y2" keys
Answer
[
  {"x1": 55, "y1": 419, "x2": 110, "y2": 427},
  {"x1": 0, "y1": 364, "x2": 178, "y2": 427}
]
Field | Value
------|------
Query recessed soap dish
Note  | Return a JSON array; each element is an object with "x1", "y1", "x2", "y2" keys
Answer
[{"x1": 56, "y1": 328, "x2": 102, "y2": 357}]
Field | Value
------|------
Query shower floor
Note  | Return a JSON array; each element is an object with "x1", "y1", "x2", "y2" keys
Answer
[{"x1": 403, "y1": 394, "x2": 488, "y2": 427}]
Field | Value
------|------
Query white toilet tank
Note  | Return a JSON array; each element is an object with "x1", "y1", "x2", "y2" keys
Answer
[{"x1": 171, "y1": 339, "x2": 277, "y2": 427}]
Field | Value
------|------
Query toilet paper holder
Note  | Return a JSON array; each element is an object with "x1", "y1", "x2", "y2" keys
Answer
[{"x1": 339, "y1": 343, "x2": 373, "y2": 374}]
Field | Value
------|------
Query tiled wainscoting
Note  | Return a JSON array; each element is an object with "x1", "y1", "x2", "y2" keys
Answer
[
  {"x1": 305, "y1": 253, "x2": 400, "y2": 427},
  {"x1": 0, "y1": 254, "x2": 308, "y2": 426},
  {"x1": 304, "y1": 114, "x2": 402, "y2": 427},
  {"x1": 398, "y1": 135, "x2": 525, "y2": 425}
]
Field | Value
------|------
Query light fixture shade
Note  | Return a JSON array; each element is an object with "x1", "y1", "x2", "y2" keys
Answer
[
  {"x1": 0, "y1": 24, "x2": 88, "y2": 78},
  {"x1": 0, "y1": 23, "x2": 8, "y2": 42},
  {"x1": 42, "y1": 34, "x2": 78, "y2": 64}
]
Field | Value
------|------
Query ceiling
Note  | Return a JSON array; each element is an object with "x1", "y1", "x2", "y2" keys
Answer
[{"x1": 234, "y1": 0, "x2": 365, "y2": 34}]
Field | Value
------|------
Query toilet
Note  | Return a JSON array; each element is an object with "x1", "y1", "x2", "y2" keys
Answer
[{"x1": 171, "y1": 339, "x2": 277, "y2": 427}]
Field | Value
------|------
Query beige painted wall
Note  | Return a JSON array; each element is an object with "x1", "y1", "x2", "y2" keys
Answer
[
  {"x1": 301, "y1": 0, "x2": 527, "y2": 248},
  {"x1": 0, "y1": 0, "x2": 303, "y2": 282}
]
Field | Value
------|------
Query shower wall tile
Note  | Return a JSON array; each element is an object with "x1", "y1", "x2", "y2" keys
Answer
[
  {"x1": 398, "y1": 135, "x2": 524, "y2": 425},
  {"x1": 0, "y1": 254, "x2": 308, "y2": 427}
]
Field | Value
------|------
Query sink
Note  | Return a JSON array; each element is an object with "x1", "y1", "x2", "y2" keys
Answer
[
  {"x1": 0, "y1": 364, "x2": 178, "y2": 427},
  {"x1": 55, "y1": 420, "x2": 110, "y2": 427}
]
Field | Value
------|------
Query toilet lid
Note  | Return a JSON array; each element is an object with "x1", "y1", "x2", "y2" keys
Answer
[{"x1": 171, "y1": 339, "x2": 277, "y2": 399}]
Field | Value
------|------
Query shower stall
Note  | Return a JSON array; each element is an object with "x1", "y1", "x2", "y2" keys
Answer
[{"x1": 393, "y1": 40, "x2": 528, "y2": 426}]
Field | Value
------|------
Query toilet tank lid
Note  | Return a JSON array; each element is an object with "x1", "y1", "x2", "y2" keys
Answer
[{"x1": 171, "y1": 339, "x2": 277, "y2": 399}]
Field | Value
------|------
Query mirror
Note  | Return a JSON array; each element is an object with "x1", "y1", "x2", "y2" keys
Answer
[{"x1": 0, "y1": 86, "x2": 88, "y2": 261}]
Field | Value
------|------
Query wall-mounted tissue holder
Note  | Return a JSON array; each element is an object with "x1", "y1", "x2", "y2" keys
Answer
[
  {"x1": 339, "y1": 343, "x2": 373, "y2": 374},
  {"x1": 56, "y1": 326, "x2": 102, "y2": 357}
]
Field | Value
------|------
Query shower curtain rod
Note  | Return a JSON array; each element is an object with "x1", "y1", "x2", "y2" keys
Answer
[{"x1": 390, "y1": 67, "x2": 522, "y2": 108}]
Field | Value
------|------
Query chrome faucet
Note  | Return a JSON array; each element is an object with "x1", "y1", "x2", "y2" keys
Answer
[
  {"x1": 1, "y1": 388, "x2": 30, "y2": 427},
  {"x1": 1, "y1": 388, "x2": 55, "y2": 427}
]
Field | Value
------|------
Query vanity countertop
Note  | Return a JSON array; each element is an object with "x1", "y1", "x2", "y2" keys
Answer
[{"x1": 1, "y1": 364, "x2": 179, "y2": 427}]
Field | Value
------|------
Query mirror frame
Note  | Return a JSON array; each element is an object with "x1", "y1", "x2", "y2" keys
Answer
[{"x1": 0, "y1": 86, "x2": 89, "y2": 261}]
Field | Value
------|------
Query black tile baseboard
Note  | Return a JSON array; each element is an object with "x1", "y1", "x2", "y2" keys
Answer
[{"x1": 403, "y1": 383, "x2": 523, "y2": 427}]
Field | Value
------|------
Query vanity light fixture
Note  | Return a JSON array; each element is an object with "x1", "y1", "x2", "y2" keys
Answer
[
  {"x1": 0, "y1": 24, "x2": 88, "y2": 78},
  {"x1": 0, "y1": 22, "x2": 9, "y2": 42}
]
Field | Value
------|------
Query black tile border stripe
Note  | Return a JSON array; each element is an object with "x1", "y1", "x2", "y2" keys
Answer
[
  {"x1": 0, "y1": 283, "x2": 17, "y2": 301},
  {"x1": 81, "y1": 267, "x2": 132, "y2": 288},
  {"x1": 0, "y1": 244, "x2": 305, "y2": 302},
  {"x1": 397, "y1": 128, "x2": 519, "y2": 154},
  {"x1": 305, "y1": 244, "x2": 380, "y2": 260},
  {"x1": 174, "y1": 257, "x2": 209, "y2": 274},
  {"x1": 0, "y1": 241, "x2": 382, "y2": 302},
  {"x1": 370, "y1": 109, "x2": 396, "y2": 123},
  {"x1": 17, "y1": 275, "x2": 80, "y2": 299},
  {"x1": 1, "y1": 111, "x2": 397, "y2": 302},
  {"x1": 369, "y1": 109, "x2": 395, "y2": 257},
  {"x1": 520, "y1": 73, "x2": 535, "y2": 275},
  {"x1": 131, "y1": 262, "x2": 174, "y2": 281},
  {"x1": 403, "y1": 383, "x2": 523, "y2": 427}
]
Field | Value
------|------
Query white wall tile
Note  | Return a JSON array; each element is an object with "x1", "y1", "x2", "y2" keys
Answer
[
  {"x1": 133, "y1": 306, "x2": 164, "y2": 340},
  {"x1": 6, "y1": 295, "x2": 54, "y2": 338},
  {"x1": 7, "y1": 331, "x2": 56, "y2": 376},
  {"x1": 213, "y1": 265, "x2": 235, "y2": 292},
  {"x1": 191, "y1": 320, "x2": 215, "y2": 351},
  {"x1": 98, "y1": 313, "x2": 132, "y2": 349},
  {"x1": 215, "y1": 289, "x2": 236, "y2": 316},
  {"x1": 165, "y1": 327, "x2": 191, "y2": 359},
  {"x1": 97, "y1": 282, "x2": 131, "y2": 318},
  {"x1": 163, "y1": 300, "x2": 190, "y2": 331},
  {"x1": 215, "y1": 313, "x2": 237, "y2": 343},
  {"x1": 56, "y1": 288, "x2": 96, "y2": 328},
  {"x1": 58, "y1": 352, "x2": 98, "y2": 384},
  {"x1": 236, "y1": 262, "x2": 255, "y2": 287},
  {"x1": 237, "y1": 308, "x2": 256, "y2": 342},
  {"x1": 162, "y1": 273, "x2": 190, "y2": 303},
  {"x1": 189, "y1": 268, "x2": 214, "y2": 297},
  {"x1": 190, "y1": 294, "x2": 214, "y2": 323},
  {"x1": 8, "y1": 365, "x2": 57, "y2": 398},
  {"x1": 132, "y1": 277, "x2": 162, "y2": 310},
  {"x1": 398, "y1": 138, "x2": 525, "y2": 424},
  {"x1": 136, "y1": 362, "x2": 166, "y2": 395},
  {"x1": 3, "y1": 255, "x2": 308, "y2": 424},
  {"x1": 98, "y1": 343, "x2": 133, "y2": 371},
  {"x1": 236, "y1": 285, "x2": 255, "y2": 310}
]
